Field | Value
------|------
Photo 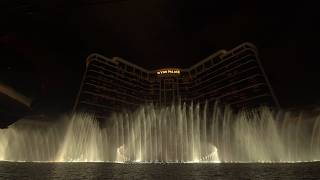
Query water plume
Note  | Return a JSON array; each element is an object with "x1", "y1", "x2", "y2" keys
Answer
[{"x1": 1, "y1": 103, "x2": 320, "y2": 163}]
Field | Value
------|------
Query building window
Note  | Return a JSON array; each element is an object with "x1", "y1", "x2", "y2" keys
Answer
[{"x1": 127, "y1": 66, "x2": 133, "y2": 72}]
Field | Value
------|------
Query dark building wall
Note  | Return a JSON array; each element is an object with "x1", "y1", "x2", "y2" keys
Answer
[
  {"x1": 74, "y1": 42, "x2": 279, "y2": 119},
  {"x1": 74, "y1": 55, "x2": 152, "y2": 119},
  {"x1": 188, "y1": 43, "x2": 278, "y2": 109}
]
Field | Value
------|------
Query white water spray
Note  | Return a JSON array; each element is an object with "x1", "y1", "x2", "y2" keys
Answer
[{"x1": 1, "y1": 103, "x2": 320, "y2": 163}]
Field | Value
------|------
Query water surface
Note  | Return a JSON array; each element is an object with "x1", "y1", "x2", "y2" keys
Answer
[{"x1": 0, "y1": 162, "x2": 319, "y2": 179}]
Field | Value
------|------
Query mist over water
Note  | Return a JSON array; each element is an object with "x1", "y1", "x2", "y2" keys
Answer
[{"x1": 1, "y1": 102, "x2": 320, "y2": 163}]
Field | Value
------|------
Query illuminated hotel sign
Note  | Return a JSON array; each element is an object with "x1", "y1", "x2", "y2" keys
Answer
[{"x1": 156, "y1": 68, "x2": 180, "y2": 75}]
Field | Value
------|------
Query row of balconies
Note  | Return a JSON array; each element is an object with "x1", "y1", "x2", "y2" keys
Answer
[{"x1": 76, "y1": 43, "x2": 274, "y2": 113}]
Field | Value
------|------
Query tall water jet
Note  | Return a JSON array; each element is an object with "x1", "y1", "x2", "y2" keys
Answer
[{"x1": 1, "y1": 103, "x2": 320, "y2": 163}]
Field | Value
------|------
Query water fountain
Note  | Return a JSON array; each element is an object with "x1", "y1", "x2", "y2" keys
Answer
[{"x1": 1, "y1": 102, "x2": 320, "y2": 163}]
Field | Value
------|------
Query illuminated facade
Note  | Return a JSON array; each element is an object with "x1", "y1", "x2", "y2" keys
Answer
[{"x1": 74, "y1": 42, "x2": 279, "y2": 119}]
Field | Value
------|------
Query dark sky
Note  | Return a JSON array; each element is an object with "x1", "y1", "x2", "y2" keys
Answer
[{"x1": 0, "y1": 0, "x2": 319, "y2": 114}]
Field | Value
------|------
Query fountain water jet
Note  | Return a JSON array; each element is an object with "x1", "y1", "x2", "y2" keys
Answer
[{"x1": 1, "y1": 102, "x2": 320, "y2": 163}]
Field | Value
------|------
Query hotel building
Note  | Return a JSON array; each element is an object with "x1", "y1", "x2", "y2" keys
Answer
[{"x1": 73, "y1": 42, "x2": 279, "y2": 119}]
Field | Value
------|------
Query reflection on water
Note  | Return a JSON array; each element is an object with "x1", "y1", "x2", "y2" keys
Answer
[
  {"x1": 1, "y1": 103, "x2": 320, "y2": 162},
  {"x1": 0, "y1": 162, "x2": 319, "y2": 179}
]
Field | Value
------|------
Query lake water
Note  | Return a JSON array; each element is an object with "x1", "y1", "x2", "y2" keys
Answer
[{"x1": 0, "y1": 162, "x2": 319, "y2": 179}]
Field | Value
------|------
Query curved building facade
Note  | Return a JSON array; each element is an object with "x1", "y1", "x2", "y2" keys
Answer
[{"x1": 74, "y1": 42, "x2": 279, "y2": 119}]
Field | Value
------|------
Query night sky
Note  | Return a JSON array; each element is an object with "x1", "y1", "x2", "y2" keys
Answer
[{"x1": 1, "y1": 0, "x2": 319, "y2": 114}]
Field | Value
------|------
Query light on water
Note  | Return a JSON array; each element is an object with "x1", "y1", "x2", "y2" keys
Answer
[{"x1": 1, "y1": 102, "x2": 320, "y2": 163}]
